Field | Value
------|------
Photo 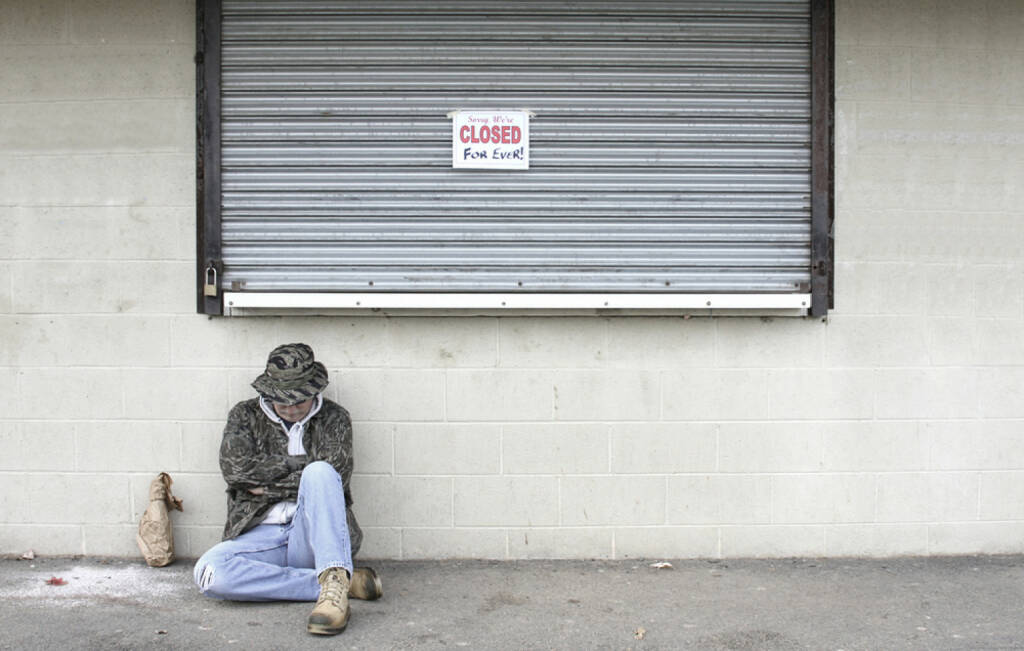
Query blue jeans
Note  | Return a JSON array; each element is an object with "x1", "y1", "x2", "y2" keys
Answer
[{"x1": 194, "y1": 461, "x2": 354, "y2": 601}]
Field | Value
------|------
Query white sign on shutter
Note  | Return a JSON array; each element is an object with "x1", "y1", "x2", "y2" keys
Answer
[{"x1": 451, "y1": 110, "x2": 530, "y2": 170}]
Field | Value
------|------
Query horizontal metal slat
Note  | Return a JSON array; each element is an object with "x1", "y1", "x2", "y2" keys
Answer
[
  {"x1": 220, "y1": 144, "x2": 810, "y2": 168},
  {"x1": 221, "y1": 267, "x2": 809, "y2": 292},
  {"x1": 223, "y1": 17, "x2": 809, "y2": 43},
  {"x1": 220, "y1": 94, "x2": 810, "y2": 119},
  {"x1": 222, "y1": 217, "x2": 811, "y2": 242},
  {"x1": 220, "y1": 168, "x2": 810, "y2": 192},
  {"x1": 224, "y1": 1, "x2": 810, "y2": 17},
  {"x1": 222, "y1": 43, "x2": 809, "y2": 68},
  {"x1": 221, "y1": 118, "x2": 810, "y2": 143},
  {"x1": 221, "y1": 68, "x2": 809, "y2": 93},
  {"x1": 221, "y1": 242, "x2": 809, "y2": 267},
  {"x1": 221, "y1": 192, "x2": 810, "y2": 218}
]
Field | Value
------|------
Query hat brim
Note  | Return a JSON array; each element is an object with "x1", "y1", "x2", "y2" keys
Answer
[{"x1": 251, "y1": 361, "x2": 329, "y2": 405}]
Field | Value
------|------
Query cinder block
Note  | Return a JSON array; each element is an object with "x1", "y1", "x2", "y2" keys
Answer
[
  {"x1": 605, "y1": 317, "x2": 715, "y2": 369},
  {"x1": 718, "y1": 422, "x2": 822, "y2": 473},
  {"x1": 910, "y1": 48, "x2": 1014, "y2": 106},
  {"x1": 929, "y1": 523, "x2": 1024, "y2": 555},
  {"x1": 977, "y1": 319, "x2": 1024, "y2": 366},
  {"x1": 183, "y1": 526, "x2": 225, "y2": 559},
  {"x1": 4, "y1": 154, "x2": 191, "y2": 207},
  {"x1": 508, "y1": 527, "x2": 613, "y2": 559},
  {"x1": 70, "y1": 0, "x2": 192, "y2": 44},
  {"x1": 271, "y1": 316, "x2": 389, "y2": 368},
  {"x1": 170, "y1": 316, "x2": 284, "y2": 367},
  {"x1": 350, "y1": 475, "x2": 452, "y2": 527},
  {"x1": 552, "y1": 370, "x2": 660, "y2": 421},
  {"x1": 824, "y1": 316, "x2": 929, "y2": 367},
  {"x1": 663, "y1": 370, "x2": 769, "y2": 421},
  {"x1": 875, "y1": 472, "x2": 978, "y2": 523},
  {"x1": 3, "y1": 315, "x2": 171, "y2": 366},
  {"x1": 771, "y1": 474, "x2": 875, "y2": 524},
  {"x1": 180, "y1": 421, "x2": 223, "y2": 474},
  {"x1": 446, "y1": 370, "x2": 553, "y2": 421},
  {"x1": 833, "y1": 262, "x2": 927, "y2": 316},
  {"x1": 341, "y1": 369, "x2": 445, "y2": 421},
  {"x1": 395, "y1": 423, "x2": 500, "y2": 475},
  {"x1": 824, "y1": 524, "x2": 929, "y2": 557},
  {"x1": 226, "y1": 369, "x2": 262, "y2": 407},
  {"x1": 839, "y1": 0, "x2": 939, "y2": 48},
  {"x1": 611, "y1": 423, "x2": 716, "y2": 474},
  {"x1": 979, "y1": 471, "x2": 1024, "y2": 520},
  {"x1": 124, "y1": 369, "x2": 227, "y2": 421},
  {"x1": 667, "y1": 475, "x2": 770, "y2": 525},
  {"x1": 454, "y1": 477, "x2": 558, "y2": 526},
  {"x1": 768, "y1": 370, "x2": 875, "y2": 420},
  {"x1": 975, "y1": 265, "x2": 1024, "y2": 319},
  {"x1": 614, "y1": 526, "x2": 718, "y2": 559},
  {"x1": 927, "y1": 420, "x2": 1024, "y2": 471},
  {"x1": 0, "y1": 264, "x2": 11, "y2": 313},
  {"x1": 131, "y1": 472, "x2": 224, "y2": 527},
  {"x1": 0, "y1": 525, "x2": 82, "y2": 556},
  {"x1": 16, "y1": 368, "x2": 124, "y2": 420},
  {"x1": 0, "y1": 0, "x2": 69, "y2": 44},
  {"x1": 12, "y1": 261, "x2": 121, "y2": 313},
  {"x1": 0, "y1": 421, "x2": 75, "y2": 471},
  {"x1": 822, "y1": 421, "x2": 926, "y2": 471},
  {"x1": 402, "y1": 528, "x2": 507, "y2": 560},
  {"x1": 82, "y1": 525, "x2": 142, "y2": 557},
  {"x1": 76, "y1": 421, "x2": 181, "y2": 472},
  {"x1": 388, "y1": 316, "x2": 497, "y2": 367},
  {"x1": 120, "y1": 261, "x2": 195, "y2": 314},
  {"x1": 979, "y1": 367, "x2": 1024, "y2": 418},
  {"x1": 835, "y1": 45, "x2": 912, "y2": 102},
  {"x1": 926, "y1": 318, "x2": 977, "y2": 366},
  {"x1": 502, "y1": 424, "x2": 608, "y2": 475},
  {"x1": 874, "y1": 368, "x2": 978, "y2": 419},
  {"x1": 0, "y1": 473, "x2": 131, "y2": 524},
  {"x1": 2, "y1": 101, "x2": 192, "y2": 155},
  {"x1": 352, "y1": 422, "x2": 394, "y2": 475},
  {"x1": 925, "y1": 265, "x2": 974, "y2": 316},
  {"x1": 0, "y1": 44, "x2": 194, "y2": 102},
  {"x1": 720, "y1": 525, "x2": 824, "y2": 558},
  {"x1": 356, "y1": 527, "x2": 401, "y2": 560},
  {"x1": 561, "y1": 476, "x2": 665, "y2": 526},
  {"x1": 498, "y1": 317, "x2": 605, "y2": 368},
  {"x1": 715, "y1": 317, "x2": 824, "y2": 368}
]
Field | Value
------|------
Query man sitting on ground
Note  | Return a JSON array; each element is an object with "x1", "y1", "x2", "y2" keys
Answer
[{"x1": 194, "y1": 343, "x2": 381, "y2": 635}]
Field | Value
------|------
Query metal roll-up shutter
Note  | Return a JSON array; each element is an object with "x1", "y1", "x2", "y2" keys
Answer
[{"x1": 218, "y1": 0, "x2": 811, "y2": 304}]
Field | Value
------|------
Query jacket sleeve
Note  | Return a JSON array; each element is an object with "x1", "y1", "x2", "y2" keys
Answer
[
  {"x1": 310, "y1": 404, "x2": 355, "y2": 500},
  {"x1": 219, "y1": 403, "x2": 296, "y2": 489}
]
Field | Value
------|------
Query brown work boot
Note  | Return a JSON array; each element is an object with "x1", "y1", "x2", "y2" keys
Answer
[
  {"x1": 307, "y1": 567, "x2": 350, "y2": 635},
  {"x1": 349, "y1": 567, "x2": 383, "y2": 601}
]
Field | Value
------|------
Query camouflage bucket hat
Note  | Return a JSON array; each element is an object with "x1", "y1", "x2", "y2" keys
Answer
[{"x1": 251, "y1": 343, "x2": 329, "y2": 405}]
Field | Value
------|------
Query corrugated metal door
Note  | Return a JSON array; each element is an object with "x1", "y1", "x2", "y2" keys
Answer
[{"x1": 219, "y1": 0, "x2": 811, "y2": 297}]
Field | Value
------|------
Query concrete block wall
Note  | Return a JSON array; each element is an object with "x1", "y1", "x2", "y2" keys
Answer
[{"x1": 1, "y1": 0, "x2": 1023, "y2": 560}]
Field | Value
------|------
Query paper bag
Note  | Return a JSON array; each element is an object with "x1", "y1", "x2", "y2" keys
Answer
[{"x1": 136, "y1": 472, "x2": 184, "y2": 567}]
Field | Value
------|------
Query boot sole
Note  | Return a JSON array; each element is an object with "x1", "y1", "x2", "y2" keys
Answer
[{"x1": 307, "y1": 618, "x2": 348, "y2": 636}]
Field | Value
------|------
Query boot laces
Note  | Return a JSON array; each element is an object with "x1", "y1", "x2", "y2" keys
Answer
[{"x1": 319, "y1": 573, "x2": 347, "y2": 606}]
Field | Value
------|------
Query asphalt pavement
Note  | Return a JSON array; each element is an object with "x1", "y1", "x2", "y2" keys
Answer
[{"x1": 1, "y1": 555, "x2": 1022, "y2": 649}]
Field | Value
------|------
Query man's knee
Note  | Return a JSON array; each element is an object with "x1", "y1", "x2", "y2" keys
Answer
[
  {"x1": 194, "y1": 551, "x2": 230, "y2": 598},
  {"x1": 300, "y1": 460, "x2": 340, "y2": 484}
]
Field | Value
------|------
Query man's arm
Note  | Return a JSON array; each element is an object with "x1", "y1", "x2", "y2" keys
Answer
[
  {"x1": 259, "y1": 403, "x2": 354, "y2": 496},
  {"x1": 220, "y1": 402, "x2": 299, "y2": 489}
]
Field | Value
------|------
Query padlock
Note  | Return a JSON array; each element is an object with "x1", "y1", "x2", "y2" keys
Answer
[{"x1": 204, "y1": 265, "x2": 218, "y2": 297}]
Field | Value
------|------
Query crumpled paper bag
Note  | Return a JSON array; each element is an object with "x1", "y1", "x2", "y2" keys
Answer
[{"x1": 136, "y1": 472, "x2": 184, "y2": 567}]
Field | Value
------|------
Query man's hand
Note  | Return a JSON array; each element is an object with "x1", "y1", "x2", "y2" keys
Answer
[{"x1": 248, "y1": 487, "x2": 265, "y2": 495}]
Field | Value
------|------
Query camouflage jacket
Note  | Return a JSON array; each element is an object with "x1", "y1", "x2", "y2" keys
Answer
[{"x1": 218, "y1": 397, "x2": 363, "y2": 555}]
